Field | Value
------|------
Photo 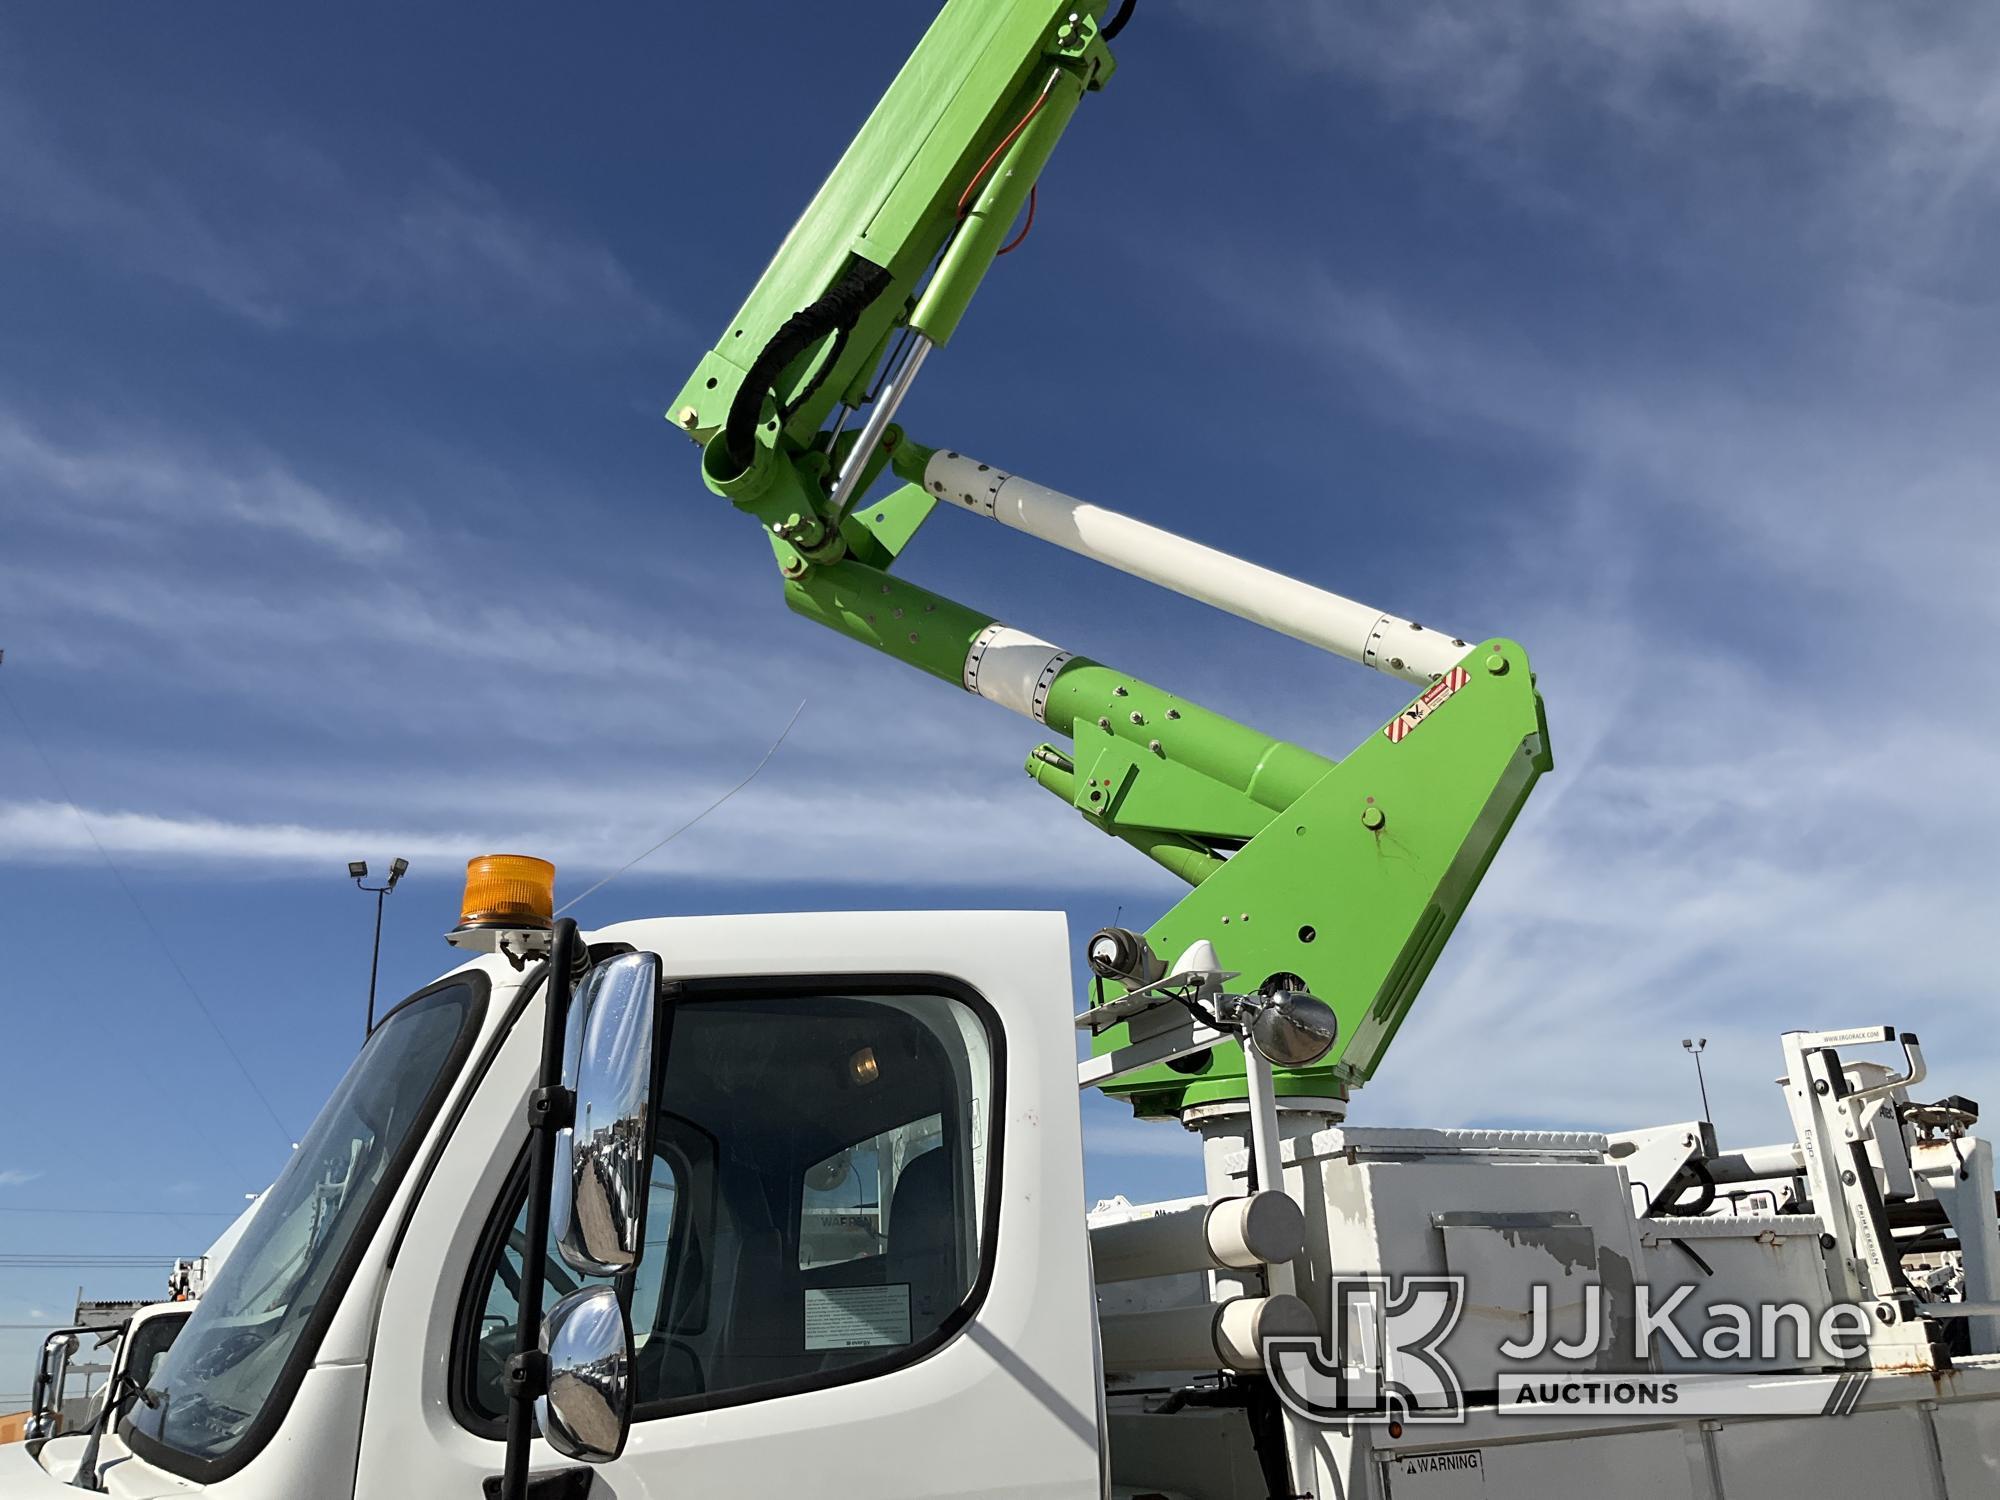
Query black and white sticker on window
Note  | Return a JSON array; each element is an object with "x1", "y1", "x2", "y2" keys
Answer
[{"x1": 804, "y1": 1285, "x2": 913, "y2": 1350}]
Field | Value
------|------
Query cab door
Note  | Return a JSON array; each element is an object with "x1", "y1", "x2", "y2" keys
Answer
[{"x1": 356, "y1": 909, "x2": 1102, "y2": 1500}]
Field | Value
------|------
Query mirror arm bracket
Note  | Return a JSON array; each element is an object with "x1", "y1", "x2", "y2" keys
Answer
[
  {"x1": 504, "y1": 1349, "x2": 551, "y2": 1400},
  {"x1": 527, "y1": 1085, "x2": 574, "y2": 1132}
]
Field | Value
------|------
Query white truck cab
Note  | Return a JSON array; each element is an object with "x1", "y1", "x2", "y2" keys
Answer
[{"x1": 5, "y1": 910, "x2": 1102, "y2": 1499}]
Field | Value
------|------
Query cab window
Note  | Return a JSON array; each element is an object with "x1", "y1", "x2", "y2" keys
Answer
[
  {"x1": 799, "y1": 1112, "x2": 944, "y2": 1270},
  {"x1": 457, "y1": 982, "x2": 998, "y2": 1428},
  {"x1": 121, "y1": 1312, "x2": 190, "y2": 1399},
  {"x1": 461, "y1": 1147, "x2": 690, "y2": 1422}
]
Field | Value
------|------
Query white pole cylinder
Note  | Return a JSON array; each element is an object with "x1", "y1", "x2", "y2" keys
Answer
[
  {"x1": 1206, "y1": 1191, "x2": 1308, "y2": 1272},
  {"x1": 1704, "y1": 1141, "x2": 1807, "y2": 1185},
  {"x1": 1098, "y1": 1294, "x2": 1316, "y2": 1375},
  {"x1": 1090, "y1": 1191, "x2": 1307, "y2": 1284},
  {"x1": 923, "y1": 449, "x2": 1470, "y2": 686},
  {"x1": 1242, "y1": 1044, "x2": 1297, "y2": 1299}
]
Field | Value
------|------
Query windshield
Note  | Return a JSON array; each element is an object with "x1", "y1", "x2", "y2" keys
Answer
[{"x1": 125, "y1": 978, "x2": 480, "y2": 1468}]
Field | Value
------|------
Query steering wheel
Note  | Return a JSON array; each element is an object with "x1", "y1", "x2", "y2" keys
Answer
[{"x1": 182, "y1": 1328, "x2": 264, "y2": 1382}]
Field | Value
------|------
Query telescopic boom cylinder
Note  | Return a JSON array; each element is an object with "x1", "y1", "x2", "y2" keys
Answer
[
  {"x1": 782, "y1": 558, "x2": 1336, "y2": 816},
  {"x1": 903, "y1": 446, "x2": 1470, "y2": 686}
]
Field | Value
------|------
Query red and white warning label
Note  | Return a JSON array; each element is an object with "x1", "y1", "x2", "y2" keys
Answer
[{"x1": 1384, "y1": 665, "x2": 1471, "y2": 744}]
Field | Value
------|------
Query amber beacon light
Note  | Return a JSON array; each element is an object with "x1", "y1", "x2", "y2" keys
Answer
[{"x1": 447, "y1": 854, "x2": 557, "y2": 957}]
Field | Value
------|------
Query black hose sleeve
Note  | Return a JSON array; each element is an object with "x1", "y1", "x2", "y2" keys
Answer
[
  {"x1": 1102, "y1": 0, "x2": 1136, "y2": 40},
  {"x1": 723, "y1": 259, "x2": 894, "y2": 472},
  {"x1": 779, "y1": 323, "x2": 851, "y2": 423},
  {"x1": 1657, "y1": 1159, "x2": 1718, "y2": 1218}
]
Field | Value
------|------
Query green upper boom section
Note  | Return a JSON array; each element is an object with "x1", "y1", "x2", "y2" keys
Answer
[{"x1": 670, "y1": 0, "x2": 1114, "y2": 458}]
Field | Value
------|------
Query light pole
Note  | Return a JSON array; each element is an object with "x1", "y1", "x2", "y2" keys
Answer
[
  {"x1": 1681, "y1": 1036, "x2": 1713, "y2": 1126},
  {"x1": 350, "y1": 858, "x2": 409, "y2": 1037}
]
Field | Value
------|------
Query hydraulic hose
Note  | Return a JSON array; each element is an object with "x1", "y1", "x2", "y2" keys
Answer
[
  {"x1": 1655, "y1": 1159, "x2": 1719, "y2": 1218},
  {"x1": 723, "y1": 259, "x2": 895, "y2": 472}
]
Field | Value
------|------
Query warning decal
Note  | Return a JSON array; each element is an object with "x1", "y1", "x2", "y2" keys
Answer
[
  {"x1": 1384, "y1": 666, "x2": 1471, "y2": 744},
  {"x1": 1392, "y1": 1449, "x2": 1485, "y2": 1495}
]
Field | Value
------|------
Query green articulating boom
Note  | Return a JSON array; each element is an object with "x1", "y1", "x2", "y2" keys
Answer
[{"x1": 669, "y1": 0, "x2": 1553, "y2": 1117}]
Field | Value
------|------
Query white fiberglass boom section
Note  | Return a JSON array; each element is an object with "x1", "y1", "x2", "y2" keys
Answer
[{"x1": 921, "y1": 448, "x2": 1470, "y2": 687}]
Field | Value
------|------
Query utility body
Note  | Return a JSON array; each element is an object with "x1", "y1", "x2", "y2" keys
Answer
[{"x1": 8, "y1": 3, "x2": 1996, "y2": 1498}]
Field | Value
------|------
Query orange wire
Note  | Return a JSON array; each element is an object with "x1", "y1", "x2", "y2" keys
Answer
[
  {"x1": 956, "y1": 85, "x2": 1054, "y2": 220},
  {"x1": 996, "y1": 185, "x2": 1038, "y2": 256}
]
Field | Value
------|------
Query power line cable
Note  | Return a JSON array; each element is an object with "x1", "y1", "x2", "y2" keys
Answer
[
  {"x1": 0, "y1": 1255, "x2": 181, "y2": 1267},
  {"x1": 555, "y1": 699, "x2": 806, "y2": 918},
  {"x1": 0, "y1": 667, "x2": 297, "y2": 1151},
  {"x1": 0, "y1": 1206, "x2": 233, "y2": 1218}
]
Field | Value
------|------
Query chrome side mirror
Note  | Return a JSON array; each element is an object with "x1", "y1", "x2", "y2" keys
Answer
[
  {"x1": 25, "y1": 1331, "x2": 78, "y2": 1439},
  {"x1": 1245, "y1": 988, "x2": 1339, "y2": 1067},
  {"x1": 537, "y1": 1286, "x2": 632, "y2": 1463},
  {"x1": 553, "y1": 950, "x2": 661, "y2": 1277}
]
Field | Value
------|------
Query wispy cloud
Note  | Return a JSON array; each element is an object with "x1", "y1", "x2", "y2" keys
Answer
[
  {"x1": 0, "y1": 380, "x2": 1168, "y2": 897},
  {"x1": 0, "y1": 401, "x2": 768, "y2": 742},
  {"x1": 0, "y1": 557, "x2": 715, "y2": 693},
  {"x1": 0, "y1": 85, "x2": 665, "y2": 340},
  {"x1": 0, "y1": 1169, "x2": 41, "y2": 1187},
  {"x1": 1198, "y1": 1, "x2": 2000, "y2": 150},
  {"x1": 1210, "y1": 265, "x2": 2000, "y2": 625},
  {"x1": 0, "y1": 774, "x2": 1161, "y2": 896},
  {"x1": 1189, "y1": 2, "x2": 2000, "y2": 316},
  {"x1": 0, "y1": 409, "x2": 402, "y2": 560}
]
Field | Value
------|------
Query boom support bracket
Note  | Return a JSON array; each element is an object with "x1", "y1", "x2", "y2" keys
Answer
[{"x1": 1103, "y1": 643, "x2": 1549, "y2": 1113}]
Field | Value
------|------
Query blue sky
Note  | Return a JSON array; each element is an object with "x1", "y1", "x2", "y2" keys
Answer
[{"x1": 3, "y1": 1, "x2": 1996, "y2": 1385}]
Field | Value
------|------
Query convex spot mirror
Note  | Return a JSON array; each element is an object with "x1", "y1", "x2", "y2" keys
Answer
[
  {"x1": 537, "y1": 1285, "x2": 632, "y2": 1463},
  {"x1": 1246, "y1": 988, "x2": 1339, "y2": 1068},
  {"x1": 554, "y1": 949, "x2": 662, "y2": 1277}
]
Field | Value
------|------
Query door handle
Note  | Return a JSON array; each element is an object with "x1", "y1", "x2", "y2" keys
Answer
[{"x1": 482, "y1": 1468, "x2": 596, "y2": 1500}]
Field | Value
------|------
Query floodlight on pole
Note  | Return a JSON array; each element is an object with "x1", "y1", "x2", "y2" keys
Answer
[
  {"x1": 351, "y1": 858, "x2": 410, "y2": 1037},
  {"x1": 1682, "y1": 1036, "x2": 1713, "y2": 1126}
]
